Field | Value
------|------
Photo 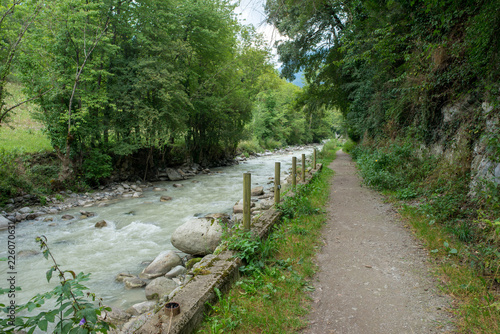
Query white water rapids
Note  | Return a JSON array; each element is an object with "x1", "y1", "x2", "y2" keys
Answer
[{"x1": 0, "y1": 147, "x2": 318, "y2": 311}]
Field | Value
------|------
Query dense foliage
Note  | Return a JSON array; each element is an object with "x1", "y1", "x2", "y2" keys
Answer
[
  {"x1": 266, "y1": 0, "x2": 500, "y2": 141},
  {"x1": 0, "y1": 0, "x2": 337, "y2": 192},
  {"x1": 265, "y1": 0, "x2": 500, "y2": 270},
  {"x1": 241, "y1": 76, "x2": 340, "y2": 153},
  {"x1": 16, "y1": 0, "x2": 261, "y2": 180}
]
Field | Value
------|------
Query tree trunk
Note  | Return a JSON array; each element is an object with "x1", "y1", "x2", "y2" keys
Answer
[{"x1": 55, "y1": 139, "x2": 73, "y2": 182}]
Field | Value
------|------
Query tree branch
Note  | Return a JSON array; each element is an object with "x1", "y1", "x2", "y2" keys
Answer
[
  {"x1": 0, "y1": 88, "x2": 53, "y2": 124},
  {"x1": 0, "y1": 0, "x2": 21, "y2": 28}
]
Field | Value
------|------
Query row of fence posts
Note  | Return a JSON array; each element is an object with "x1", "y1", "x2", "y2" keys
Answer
[{"x1": 242, "y1": 148, "x2": 317, "y2": 231}]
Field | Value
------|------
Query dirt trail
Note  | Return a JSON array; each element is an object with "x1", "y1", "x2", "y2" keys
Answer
[{"x1": 301, "y1": 150, "x2": 454, "y2": 334}]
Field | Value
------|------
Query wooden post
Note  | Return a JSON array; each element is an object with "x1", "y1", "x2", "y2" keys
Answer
[
  {"x1": 292, "y1": 157, "x2": 297, "y2": 187},
  {"x1": 313, "y1": 148, "x2": 317, "y2": 169},
  {"x1": 274, "y1": 162, "x2": 280, "y2": 205},
  {"x1": 301, "y1": 153, "x2": 306, "y2": 183},
  {"x1": 243, "y1": 173, "x2": 251, "y2": 231}
]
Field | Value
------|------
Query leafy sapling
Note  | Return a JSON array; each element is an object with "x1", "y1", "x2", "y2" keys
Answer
[{"x1": 0, "y1": 236, "x2": 113, "y2": 334}]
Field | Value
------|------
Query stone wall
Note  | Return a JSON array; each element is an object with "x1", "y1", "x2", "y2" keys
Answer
[{"x1": 115, "y1": 164, "x2": 323, "y2": 334}]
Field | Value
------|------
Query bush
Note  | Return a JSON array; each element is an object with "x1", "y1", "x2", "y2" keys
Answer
[
  {"x1": 278, "y1": 183, "x2": 321, "y2": 219},
  {"x1": 237, "y1": 139, "x2": 263, "y2": 155},
  {"x1": 342, "y1": 139, "x2": 357, "y2": 153},
  {"x1": 259, "y1": 138, "x2": 283, "y2": 150},
  {"x1": 82, "y1": 150, "x2": 113, "y2": 184},
  {"x1": 0, "y1": 149, "x2": 31, "y2": 204}
]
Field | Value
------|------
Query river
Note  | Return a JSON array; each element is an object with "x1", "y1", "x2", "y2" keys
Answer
[{"x1": 0, "y1": 146, "x2": 318, "y2": 311}]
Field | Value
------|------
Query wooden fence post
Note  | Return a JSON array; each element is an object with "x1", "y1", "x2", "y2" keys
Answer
[
  {"x1": 313, "y1": 148, "x2": 317, "y2": 169},
  {"x1": 292, "y1": 157, "x2": 297, "y2": 187},
  {"x1": 243, "y1": 173, "x2": 251, "y2": 231},
  {"x1": 274, "y1": 162, "x2": 280, "y2": 206},
  {"x1": 301, "y1": 153, "x2": 306, "y2": 182}
]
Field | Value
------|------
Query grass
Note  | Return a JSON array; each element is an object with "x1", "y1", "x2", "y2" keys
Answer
[
  {"x1": 351, "y1": 138, "x2": 500, "y2": 332},
  {"x1": 195, "y1": 142, "x2": 338, "y2": 334},
  {"x1": 0, "y1": 82, "x2": 51, "y2": 153},
  {"x1": 397, "y1": 204, "x2": 500, "y2": 333}
]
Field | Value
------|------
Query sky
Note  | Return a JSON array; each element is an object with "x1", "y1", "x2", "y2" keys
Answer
[
  {"x1": 233, "y1": 0, "x2": 279, "y2": 49},
  {"x1": 233, "y1": 0, "x2": 305, "y2": 87}
]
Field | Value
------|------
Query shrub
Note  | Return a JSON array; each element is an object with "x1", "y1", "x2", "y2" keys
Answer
[
  {"x1": 82, "y1": 150, "x2": 113, "y2": 184},
  {"x1": 259, "y1": 138, "x2": 283, "y2": 150},
  {"x1": 0, "y1": 149, "x2": 31, "y2": 204},
  {"x1": 342, "y1": 139, "x2": 357, "y2": 153},
  {"x1": 237, "y1": 139, "x2": 263, "y2": 155}
]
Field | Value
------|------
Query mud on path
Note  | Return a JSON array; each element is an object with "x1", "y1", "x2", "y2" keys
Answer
[{"x1": 301, "y1": 151, "x2": 454, "y2": 334}]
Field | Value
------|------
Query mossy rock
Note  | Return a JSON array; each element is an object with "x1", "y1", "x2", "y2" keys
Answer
[{"x1": 186, "y1": 257, "x2": 202, "y2": 269}]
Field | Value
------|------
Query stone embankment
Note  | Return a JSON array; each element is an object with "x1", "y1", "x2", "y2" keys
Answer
[
  {"x1": 104, "y1": 163, "x2": 323, "y2": 334},
  {"x1": 0, "y1": 145, "x2": 321, "y2": 333}
]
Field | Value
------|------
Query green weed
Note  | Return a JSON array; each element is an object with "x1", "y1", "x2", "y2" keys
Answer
[{"x1": 342, "y1": 138, "x2": 357, "y2": 153}]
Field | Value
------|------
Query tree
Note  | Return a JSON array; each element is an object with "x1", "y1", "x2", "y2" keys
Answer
[
  {"x1": 265, "y1": 0, "x2": 500, "y2": 143},
  {"x1": 0, "y1": 0, "x2": 47, "y2": 126},
  {"x1": 19, "y1": 0, "x2": 116, "y2": 182}
]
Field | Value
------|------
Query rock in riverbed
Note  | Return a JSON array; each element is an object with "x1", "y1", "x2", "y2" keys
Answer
[
  {"x1": 171, "y1": 217, "x2": 223, "y2": 256},
  {"x1": 145, "y1": 277, "x2": 178, "y2": 300},
  {"x1": 139, "y1": 250, "x2": 182, "y2": 279}
]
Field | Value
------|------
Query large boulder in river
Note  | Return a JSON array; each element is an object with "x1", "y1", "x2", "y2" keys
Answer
[
  {"x1": 145, "y1": 277, "x2": 178, "y2": 300},
  {"x1": 124, "y1": 277, "x2": 147, "y2": 289},
  {"x1": 139, "y1": 250, "x2": 182, "y2": 279},
  {"x1": 166, "y1": 168, "x2": 183, "y2": 181},
  {"x1": 95, "y1": 220, "x2": 107, "y2": 228},
  {"x1": 171, "y1": 217, "x2": 223, "y2": 256}
]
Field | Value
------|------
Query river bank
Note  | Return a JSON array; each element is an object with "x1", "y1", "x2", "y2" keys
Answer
[
  {"x1": 0, "y1": 144, "x2": 319, "y2": 228},
  {"x1": 0, "y1": 144, "x2": 320, "y2": 312}
]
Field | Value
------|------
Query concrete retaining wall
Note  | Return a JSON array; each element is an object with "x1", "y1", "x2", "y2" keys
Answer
[{"x1": 122, "y1": 164, "x2": 323, "y2": 334}]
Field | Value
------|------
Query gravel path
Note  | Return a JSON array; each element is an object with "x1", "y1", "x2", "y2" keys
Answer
[{"x1": 301, "y1": 150, "x2": 454, "y2": 334}]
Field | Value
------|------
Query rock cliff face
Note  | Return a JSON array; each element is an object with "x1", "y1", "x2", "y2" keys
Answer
[{"x1": 419, "y1": 97, "x2": 500, "y2": 192}]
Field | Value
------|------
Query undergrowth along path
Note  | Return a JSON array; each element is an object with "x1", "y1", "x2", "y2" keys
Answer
[{"x1": 302, "y1": 150, "x2": 454, "y2": 334}]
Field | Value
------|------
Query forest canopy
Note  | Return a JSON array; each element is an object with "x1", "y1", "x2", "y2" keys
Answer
[{"x1": 0, "y1": 0, "x2": 337, "y2": 186}]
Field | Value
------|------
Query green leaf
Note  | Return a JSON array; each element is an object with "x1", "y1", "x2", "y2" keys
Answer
[
  {"x1": 431, "y1": 249, "x2": 439, "y2": 253},
  {"x1": 43, "y1": 250, "x2": 49, "y2": 260},
  {"x1": 443, "y1": 241, "x2": 449, "y2": 248},
  {"x1": 46, "y1": 267, "x2": 54, "y2": 282},
  {"x1": 27, "y1": 302, "x2": 37, "y2": 312},
  {"x1": 38, "y1": 319, "x2": 48, "y2": 331},
  {"x1": 61, "y1": 320, "x2": 74, "y2": 334},
  {"x1": 64, "y1": 306, "x2": 75, "y2": 317},
  {"x1": 449, "y1": 248, "x2": 458, "y2": 254},
  {"x1": 46, "y1": 309, "x2": 59, "y2": 322}
]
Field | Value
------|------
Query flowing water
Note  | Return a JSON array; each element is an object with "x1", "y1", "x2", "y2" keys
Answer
[{"x1": 0, "y1": 147, "x2": 318, "y2": 310}]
